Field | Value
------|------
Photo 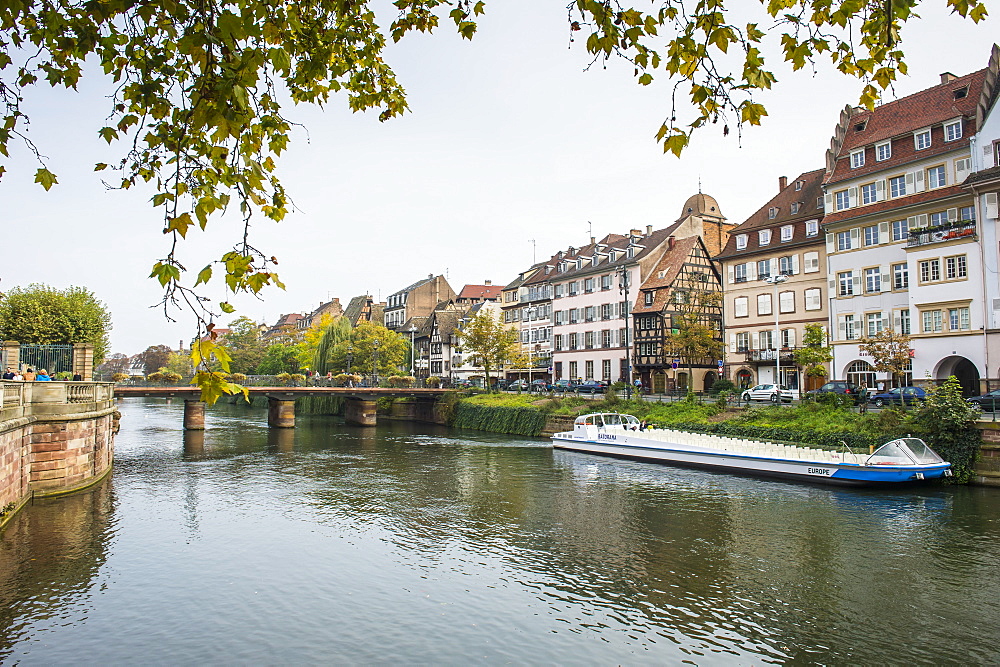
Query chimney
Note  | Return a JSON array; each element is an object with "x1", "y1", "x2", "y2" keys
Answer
[
  {"x1": 590, "y1": 236, "x2": 595, "y2": 244},
  {"x1": 485, "y1": 280, "x2": 491, "y2": 285},
  {"x1": 668, "y1": 235, "x2": 675, "y2": 250},
  {"x1": 646, "y1": 225, "x2": 653, "y2": 236},
  {"x1": 778, "y1": 175, "x2": 788, "y2": 191},
  {"x1": 940, "y1": 72, "x2": 957, "y2": 83},
  {"x1": 630, "y1": 228, "x2": 642, "y2": 237}
]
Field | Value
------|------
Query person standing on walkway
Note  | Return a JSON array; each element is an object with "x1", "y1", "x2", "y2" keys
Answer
[
  {"x1": 23, "y1": 368, "x2": 36, "y2": 381},
  {"x1": 35, "y1": 369, "x2": 52, "y2": 381}
]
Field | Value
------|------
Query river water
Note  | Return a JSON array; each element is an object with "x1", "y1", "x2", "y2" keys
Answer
[{"x1": 2, "y1": 398, "x2": 1000, "y2": 664}]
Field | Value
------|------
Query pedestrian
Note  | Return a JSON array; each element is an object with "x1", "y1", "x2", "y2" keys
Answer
[
  {"x1": 23, "y1": 367, "x2": 36, "y2": 381},
  {"x1": 72, "y1": 373, "x2": 83, "y2": 381},
  {"x1": 12, "y1": 370, "x2": 23, "y2": 381},
  {"x1": 2, "y1": 367, "x2": 14, "y2": 380},
  {"x1": 35, "y1": 368, "x2": 52, "y2": 381}
]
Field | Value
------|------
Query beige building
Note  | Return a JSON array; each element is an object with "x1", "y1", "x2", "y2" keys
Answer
[
  {"x1": 716, "y1": 169, "x2": 828, "y2": 393},
  {"x1": 383, "y1": 275, "x2": 456, "y2": 331}
]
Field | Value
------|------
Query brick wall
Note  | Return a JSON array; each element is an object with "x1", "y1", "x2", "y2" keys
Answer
[{"x1": 0, "y1": 422, "x2": 30, "y2": 510}]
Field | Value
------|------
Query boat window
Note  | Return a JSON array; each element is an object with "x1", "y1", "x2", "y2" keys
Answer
[
  {"x1": 899, "y1": 438, "x2": 944, "y2": 464},
  {"x1": 604, "y1": 414, "x2": 622, "y2": 426},
  {"x1": 574, "y1": 417, "x2": 586, "y2": 425},
  {"x1": 585, "y1": 415, "x2": 597, "y2": 426},
  {"x1": 867, "y1": 439, "x2": 923, "y2": 465},
  {"x1": 623, "y1": 415, "x2": 640, "y2": 426}
]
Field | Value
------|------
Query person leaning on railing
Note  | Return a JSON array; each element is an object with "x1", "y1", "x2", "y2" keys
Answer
[{"x1": 35, "y1": 369, "x2": 52, "y2": 381}]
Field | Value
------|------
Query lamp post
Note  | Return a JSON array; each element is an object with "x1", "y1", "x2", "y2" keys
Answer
[
  {"x1": 764, "y1": 274, "x2": 789, "y2": 393},
  {"x1": 616, "y1": 264, "x2": 633, "y2": 395},
  {"x1": 408, "y1": 325, "x2": 417, "y2": 378},
  {"x1": 346, "y1": 345, "x2": 354, "y2": 375},
  {"x1": 372, "y1": 338, "x2": 380, "y2": 387}
]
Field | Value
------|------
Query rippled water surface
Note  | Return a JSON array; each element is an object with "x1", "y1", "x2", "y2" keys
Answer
[{"x1": 3, "y1": 398, "x2": 1000, "y2": 664}]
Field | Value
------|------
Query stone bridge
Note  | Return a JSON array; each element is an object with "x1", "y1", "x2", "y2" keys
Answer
[{"x1": 113, "y1": 386, "x2": 449, "y2": 428}]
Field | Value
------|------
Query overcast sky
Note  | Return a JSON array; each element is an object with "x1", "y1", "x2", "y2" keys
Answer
[{"x1": 1, "y1": 1, "x2": 997, "y2": 355}]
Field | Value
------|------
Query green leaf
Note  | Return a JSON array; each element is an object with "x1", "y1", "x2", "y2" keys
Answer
[
  {"x1": 220, "y1": 301, "x2": 235, "y2": 313},
  {"x1": 34, "y1": 168, "x2": 58, "y2": 191},
  {"x1": 195, "y1": 265, "x2": 213, "y2": 286}
]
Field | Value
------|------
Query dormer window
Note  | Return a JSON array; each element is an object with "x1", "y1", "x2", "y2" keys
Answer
[
  {"x1": 876, "y1": 141, "x2": 891, "y2": 161},
  {"x1": 790, "y1": 202, "x2": 800, "y2": 215},
  {"x1": 805, "y1": 220, "x2": 819, "y2": 237},
  {"x1": 626, "y1": 247, "x2": 635, "y2": 259},
  {"x1": 644, "y1": 291, "x2": 654, "y2": 306},
  {"x1": 768, "y1": 207, "x2": 778, "y2": 219},
  {"x1": 576, "y1": 259, "x2": 583, "y2": 270},
  {"x1": 953, "y1": 86, "x2": 968, "y2": 100},
  {"x1": 735, "y1": 234, "x2": 748, "y2": 250},
  {"x1": 944, "y1": 119, "x2": 962, "y2": 142},
  {"x1": 558, "y1": 261, "x2": 567, "y2": 273},
  {"x1": 794, "y1": 180, "x2": 803, "y2": 191},
  {"x1": 854, "y1": 119, "x2": 868, "y2": 132},
  {"x1": 914, "y1": 128, "x2": 931, "y2": 150},
  {"x1": 780, "y1": 225, "x2": 793, "y2": 242},
  {"x1": 816, "y1": 196, "x2": 823, "y2": 209},
  {"x1": 850, "y1": 149, "x2": 865, "y2": 169},
  {"x1": 758, "y1": 229, "x2": 772, "y2": 246}
]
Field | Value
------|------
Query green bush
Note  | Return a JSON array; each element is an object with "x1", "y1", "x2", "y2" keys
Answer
[
  {"x1": 708, "y1": 378, "x2": 735, "y2": 395},
  {"x1": 904, "y1": 377, "x2": 982, "y2": 483},
  {"x1": 275, "y1": 372, "x2": 292, "y2": 386},
  {"x1": 452, "y1": 402, "x2": 547, "y2": 436}
]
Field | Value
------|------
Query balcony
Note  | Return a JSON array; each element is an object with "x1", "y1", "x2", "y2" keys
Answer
[
  {"x1": 907, "y1": 221, "x2": 976, "y2": 248},
  {"x1": 743, "y1": 348, "x2": 798, "y2": 363}
]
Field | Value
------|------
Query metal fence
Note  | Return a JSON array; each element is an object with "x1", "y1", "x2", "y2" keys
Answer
[{"x1": 18, "y1": 344, "x2": 74, "y2": 375}]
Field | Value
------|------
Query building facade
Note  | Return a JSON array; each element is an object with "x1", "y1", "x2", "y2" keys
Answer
[{"x1": 384, "y1": 275, "x2": 456, "y2": 331}]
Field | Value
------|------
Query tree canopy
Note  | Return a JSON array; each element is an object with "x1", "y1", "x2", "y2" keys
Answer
[
  {"x1": 0, "y1": 283, "x2": 112, "y2": 363},
  {"x1": 455, "y1": 310, "x2": 519, "y2": 389},
  {"x1": 327, "y1": 321, "x2": 408, "y2": 377}
]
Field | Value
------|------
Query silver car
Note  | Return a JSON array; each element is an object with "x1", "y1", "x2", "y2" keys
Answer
[{"x1": 741, "y1": 384, "x2": 796, "y2": 403}]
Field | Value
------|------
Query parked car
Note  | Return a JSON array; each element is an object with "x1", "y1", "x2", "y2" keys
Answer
[
  {"x1": 967, "y1": 389, "x2": 1000, "y2": 411},
  {"x1": 867, "y1": 386, "x2": 927, "y2": 407},
  {"x1": 552, "y1": 379, "x2": 578, "y2": 393},
  {"x1": 805, "y1": 380, "x2": 865, "y2": 404},
  {"x1": 506, "y1": 379, "x2": 529, "y2": 391},
  {"x1": 529, "y1": 379, "x2": 551, "y2": 392},
  {"x1": 741, "y1": 384, "x2": 796, "y2": 403},
  {"x1": 577, "y1": 380, "x2": 608, "y2": 395}
]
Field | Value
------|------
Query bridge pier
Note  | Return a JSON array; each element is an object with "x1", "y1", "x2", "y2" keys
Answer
[
  {"x1": 183, "y1": 400, "x2": 205, "y2": 430},
  {"x1": 344, "y1": 397, "x2": 377, "y2": 426},
  {"x1": 267, "y1": 398, "x2": 296, "y2": 428}
]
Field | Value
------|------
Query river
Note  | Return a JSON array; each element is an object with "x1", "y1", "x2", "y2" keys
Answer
[{"x1": 2, "y1": 398, "x2": 999, "y2": 664}]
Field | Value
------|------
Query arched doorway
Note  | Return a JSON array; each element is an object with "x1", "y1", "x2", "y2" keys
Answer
[
  {"x1": 935, "y1": 356, "x2": 980, "y2": 397},
  {"x1": 735, "y1": 368, "x2": 753, "y2": 389},
  {"x1": 703, "y1": 371, "x2": 717, "y2": 392},
  {"x1": 676, "y1": 372, "x2": 689, "y2": 392},
  {"x1": 845, "y1": 360, "x2": 876, "y2": 391}
]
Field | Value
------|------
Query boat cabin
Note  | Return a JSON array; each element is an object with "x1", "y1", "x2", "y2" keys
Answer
[{"x1": 574, "y1": 413, "x2": 641, "y2": 430}]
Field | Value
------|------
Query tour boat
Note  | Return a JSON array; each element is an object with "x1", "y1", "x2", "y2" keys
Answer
[{"x1": 551, "y1": 413, "x2": 953, "y2": 485}]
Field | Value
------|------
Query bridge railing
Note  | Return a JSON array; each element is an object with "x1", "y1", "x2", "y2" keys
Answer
[{"x1": 1, "y1": 381, "x2": 116, "y2": 419}]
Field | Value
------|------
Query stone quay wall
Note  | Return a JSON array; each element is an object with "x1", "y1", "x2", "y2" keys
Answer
[{"x1": 1, "y1": 382, "x2": 118, "y2": 529}]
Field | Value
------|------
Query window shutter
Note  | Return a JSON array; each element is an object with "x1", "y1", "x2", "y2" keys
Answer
[
  {"x1": 751, "y1": 332, "x2": 760, "y2": 350},
  {"x1": 848, "y1": 186, "x2": 858, "y2": 208},
  {"x1": 791, "y1": 254, "x2": 799, "y2": 274},
  {"x1": 852, "y1": 271, "x2": 862, "y2": 291},
  {"x1": 878, "y1": 221, "x2": 890, "y2": 244},
  {"x1": 824, "y1": 193, "x2": 834, "y2": 213},
  {"x1": 986, "y1": 192, "x2": 999, "y2": 219},
  {"x1": 727, "y1": 265, "x2": 735, "y2": 284},
  {"x1": 881, "y1": 312, "x2": 890, "y2": 332},
  {"x1": 880, "y1": 267, "x2": 890, "y2": 292},
  {"x1": 894, "y1": 312, "x2": 902, "y2": 331},
  {"x1": 787, "y1": 328, "x2": 796, "y2": 348},
  {"x1": 828, "y1": 278, "x2": 836, "y2": 291},
  {"x1": 729, "y1": 334, "x2": 737, "y2": 353},
  {"x1": 956, "y1": 158, "x2": 970, "y2": 183},
  {"x1": 850, "y1": 228, "x2": 860, "y2": 247},
  {"x1": 825, "y1": 233, "x2": 835, "y2": 253},
  {"x1": 837, "y1": 316, "x2": 847, "y2": 341},
  {"x1": 947, "y1": 207, "x2": 958, "y2": 222},
  {"x1": 914, "y1": 169, "x2": 925, "y2": 192},
  {"x1": 875, "y1": 179, "x2": 886, "y2": 200},
  {"x1": 747, "y1": 263, "x2": 757, "y2": 281},
  {"x1": 905, "y1": 172, "x2": 914, "y2": 189}
]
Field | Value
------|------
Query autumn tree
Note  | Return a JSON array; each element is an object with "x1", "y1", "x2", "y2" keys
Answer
[
  {"x1": 793, "y1": 323, "x2": 833, "y2": 379},
  {"x1": 96, "y1": 352, "x2": 129, "y2": 376},
  {"x1": 0, "y1": 284, "x2": 112, "y2": 364},
  {"x1": 327, "y1": 321, "x2": 408, "y2": 377},
  {"x1": 859, "y1": 328, "x2": 912, "y2": 387},
  {"x1": 139, "y1": 344, "x2": 173, "y2": 375},
  {"x1": 256, "y1": 342, "x2": 302, "y2": 375},
  {"x1": 662, "y1": 278, "x2": 724, "y2": 394},
  {"x1": 455, "y1": 311, "x2": 520, "y2": 391},
  {"x1": 311, "y1": 316, "x2": 353, "y2": 375},
  {"x1": 221, "y1": 316, "x2": 268, "y2": 374}
]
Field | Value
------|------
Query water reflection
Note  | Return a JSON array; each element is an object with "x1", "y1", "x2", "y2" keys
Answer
[{"x1": 1, "y1": 398, "x2": 999, "y2": 664}]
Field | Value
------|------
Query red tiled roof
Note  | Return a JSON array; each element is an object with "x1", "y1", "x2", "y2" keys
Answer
[
  {"x1": 821, "y1": 184, "x2": 968, "y2": 225},
  {"x1": 458, "y1": 284, "x2": 502, "y2": 300}
]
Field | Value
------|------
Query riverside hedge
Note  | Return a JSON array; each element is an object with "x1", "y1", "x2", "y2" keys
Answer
[{"x1": 451, "y1": 402, "x2": 547, "y2": 437}]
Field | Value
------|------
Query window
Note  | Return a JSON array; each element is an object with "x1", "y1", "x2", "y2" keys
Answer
[
  {"x1": 585, "y1": 306, "x2": 595, "y2": 322},
  {"x1": 601, "y1": 274, "x2": 612, "y2": 290},
  {"x1": 893, "y1": 263, "x2": 909, "y2": 289},
  {"x1": 865, "y1": 267, "x2": 881, "y2": 293},
  {"x1": 759, "y1": 229, "x2": 772, "y2": 245},
  {"x1": 817, "y1": 196, "x2": 824, "y2": 209},
  {"x1": 806, "y1": 220, "x2": 819, "y2": 237},
  {"x1": 601, "y1": 303, "x2": 613, "y2": 320},
  {"x1": 790, "y1": 202, "x2": 800, "y2": 214},
  {"x1": 876, "y1": 141, "x2": 891, "y2": 161},
  {"x1": 844, "y1": 315, "x2": 857, "y2": 340},
  {"x1": 946, "y1": 255, "x2": 967, "y2": 279},
  {"x1": 619, "y1": 301, "x2": 628, "y2": 318},
  {"x1": 584, "y1": 278, "x2": 595, "y2": 293},
  {"x1": 838, "y1": 271, "x2": 854, "y2": 296},
  {"x1": 899, "y1": 309, "x2": 911, "y2": 335},
  {"x1": 736, "y1": 234, "x2": 748, "y2": 250},
  {"x1": 863, "y1": 225, "x2": 879, "y2": 246},
  {"x1": 554, "y1": 334, "x2": 563, "y2": 351},
  {"x1": 601, "y1": 329, "x2": 612, "y2": 347},
  {"x1": 891, "y1": 219, "x2": 908, "y2": 241},
  {"x1": 867, "y1": 312, "x2": 884, "y2": 337},
  {"x1": 768, "y1": 207, "x2": 778, "y2": 219},
  {"x1": 759, "y1": 330, "x2": 774, "y2": 349},
  {"x1": 850, "y1": 149, "x2": 865, "y2": 168},
  {"x1": 779, "y1": 290, "x2": 795, "y2": 313},
  {"x1": 568, "y1": 281, "x2": 578, "y2": 295},
  {"x1": 846, "y1": 360, "x2": 876, "y2": 387},
  {"x1": 585, "y1": 361, "x2": 595, "y2": 379},
  {"x1": 757, "y1": 293, "x2": 772, "y2": 316},
  {"x1": 930, "y1": 211, "x2": 948, "y2": 226},
  {"x1": 734, "y1": 263, "x2": 747, "y2": 283},
  {"x1": 889, "y1": 175, "x2": 906, "y2": 197},
  {"x1": 836, "y1": 230, "x2": 852, "y2": 251},
  {"x1": 919, "y1": 259, "x2": 941, "y2": 283},
  {"x1": 781, "y1": 225, "x2": 793, "y2": 241},
  {"x1": 585, "y1": 331, "x2": 595, "y2": 349},
  {"x1": 922, "y1": 310, "x2": 943, "y2": 333},
  {"x1": 619, "y1": 327, "x2": 628, "y2": 346},
  {"x1": 959, "y1": 205, "x2": 976, "y2": 222},
  {"x1": 736, "y1": 332, "x2": 750, "y2": 352},
  {"x1": 602, "y1": 359, "x2": 611, "y2": 380},
  {"x1": 835, "y1": 190, "x2": 850, "y2": 210},
  {"x1": 569, "y1": 332, "x2": 578, "y2": 350},
  {"x1": 944, "y1": 119, "x2": 962, "y2": 142},
  {"x1": 914, "y1": 128, "x2": 931, "y2": 150},
  {"x1": 804, "y1": 251, "x2": 820, "y2": 273},
  {"x1": 949, "y1": 307, "x2": 970, "y2": 331},
  {"x1": 927, "y1": 165, "x2": 946, "y2": 189},
  {"x1": 861, "y1": 183, "x2": 877, "y2": 205},
  {"x1": 795, "y1": 180, "x2": 803, "y2": 191},
  {"x1": 569, "y1": 361, "x2": 577, "y2": 379},
  {"x1": 569, "y1": 308, "x2": 578, "y2": 323},
  {"x1": 757, "y1": 258, "x2": 771, "y2": 278},
  {"x1": 554, "y1": 284, "x2": 564, "y2": 298},
  {"x1": 778, "y1": 255, "x2": 793, "y2": 275},
  {"x1": 734, "y1": 296, "x2": 749, "y2": 318},
  {"x1": 804, "y1": 288, "x2": 821, "y2": 311},
  {"x1": 644, "y1": 291, "x2": 654, "y2": 306}
]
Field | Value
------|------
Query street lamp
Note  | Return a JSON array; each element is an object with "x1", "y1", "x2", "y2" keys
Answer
[
  {"x1": 346, "y1": 345, "x2": 354, "y2": 375},
  {"x1": 764, "y1": 274, "x2": 789, "y2": 392},
  {"x1": 408, "y1": 325, "x2": 417, "y2": 378},
  {"x1": 372, "y1": 338, "x2": 380, "y2": 387},
  {"x1": 616, "y1": 264, "x2": 633, "y2": 394}
]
